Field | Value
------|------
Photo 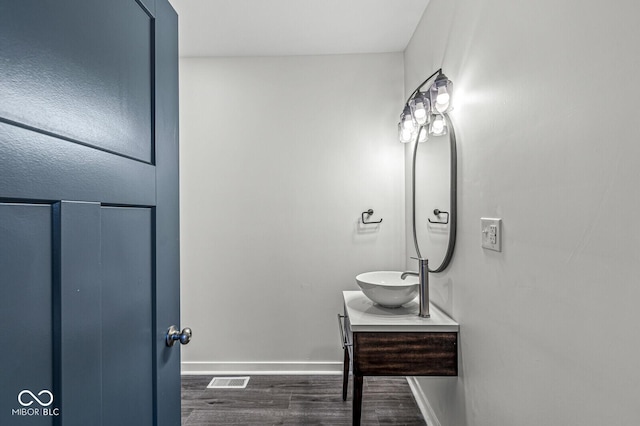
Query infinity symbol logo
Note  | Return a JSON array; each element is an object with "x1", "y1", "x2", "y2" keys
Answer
[{"x1": 17, "y1": 390, "x2": 54, "y2": 407}]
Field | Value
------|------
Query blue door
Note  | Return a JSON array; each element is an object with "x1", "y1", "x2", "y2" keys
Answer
[{"x1": 0, "y1": 0, "x2": 181, "y2": 424}]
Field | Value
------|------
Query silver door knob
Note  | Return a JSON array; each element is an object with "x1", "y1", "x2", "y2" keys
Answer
[{"x1": 166, "y1": 325, "x2": 192, "y2": 347}]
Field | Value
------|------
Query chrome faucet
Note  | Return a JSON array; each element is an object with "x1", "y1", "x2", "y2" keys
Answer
[{"x1": 401, "y1": 257, "x2": 430, "y2": 318}]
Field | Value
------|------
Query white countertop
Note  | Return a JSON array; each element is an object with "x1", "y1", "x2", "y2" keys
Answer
[{"x1": 343, "y1": 291, "x2": 459, "y2": 333}]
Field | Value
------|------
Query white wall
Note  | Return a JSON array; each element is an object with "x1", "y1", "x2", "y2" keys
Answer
[
  {"x1": 405, "y1": 0, "x2": 640, "y2": 425},
  {"x1": 179, "y1": 53, "x2": 406, "y2": 373}
]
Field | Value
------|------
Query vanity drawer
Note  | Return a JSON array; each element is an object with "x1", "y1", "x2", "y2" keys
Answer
[{"x1": 353, "y1": 332, "x2": 457, "y2": 376}]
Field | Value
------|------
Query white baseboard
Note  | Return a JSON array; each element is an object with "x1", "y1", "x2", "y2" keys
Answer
[
  {"x1": 181, "y1": 361, "x2": 343, "y2": 375},
  {"x1": 406, "y1": 377, "x2": 441, "y2": 426}
]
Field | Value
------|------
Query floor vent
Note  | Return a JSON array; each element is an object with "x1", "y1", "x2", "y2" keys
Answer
[{"x1": 207, "y1": 376, "x2": 250, "y2": 389}]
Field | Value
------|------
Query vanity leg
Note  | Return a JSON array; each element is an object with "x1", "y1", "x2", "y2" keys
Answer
[
  {"x1": 342, "y1": 347, "x2": 350, "y2": 401},
  {"x1": 353, "y1": 374, "x2": 363, "y2": 426}
]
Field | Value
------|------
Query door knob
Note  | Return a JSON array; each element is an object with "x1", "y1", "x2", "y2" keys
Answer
[{"x1": 166, "y1": 325, "x2": 192, "y2": 347}]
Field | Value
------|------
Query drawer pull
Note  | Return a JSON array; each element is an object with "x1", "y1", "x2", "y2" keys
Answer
[{"x1": 337, "y1": 314, "x2": 352, "y2": 349}]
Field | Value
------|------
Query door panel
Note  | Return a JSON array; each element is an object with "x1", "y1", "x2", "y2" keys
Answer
[
  {"x1": 101, "y1": 207, "x2": 153, "y2": 425},
  {"x1": 0, "y1": 123, "x2": 156, "y2": 205},
  {"x1": 0, "y1": 0, "x2": 153, "y2": 162},
  {"x1": 0, "y1": 203, "x2": 53, "y2": 426},
  {"x1": 55, "y1": 201, "x2": 102, "y2": 425}
]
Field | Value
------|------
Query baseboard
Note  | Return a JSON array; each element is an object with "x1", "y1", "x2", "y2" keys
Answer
[
  {"x1": 406, "y1": 377, "x2": 441, "y2": 426},
  {"x1": 181, "y1": 361, "x2": 343, "y2": 375}
]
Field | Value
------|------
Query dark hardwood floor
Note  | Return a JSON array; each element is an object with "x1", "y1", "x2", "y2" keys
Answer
[{"x1": 182, "y1": 375, "x2": 426, "y2": 425}]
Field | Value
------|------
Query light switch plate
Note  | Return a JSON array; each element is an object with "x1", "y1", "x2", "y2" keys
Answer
[{"x1": 481, "y1": 218, "x2": 502, "y2": 252}]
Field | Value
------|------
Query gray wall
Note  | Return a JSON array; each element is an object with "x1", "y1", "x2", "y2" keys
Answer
[
  {"x1": 404, "y1": 0, "x2": 640, "y2": 424},
  {"x1": 179, "y1": 53, "x2": 406, "y2": 373}
]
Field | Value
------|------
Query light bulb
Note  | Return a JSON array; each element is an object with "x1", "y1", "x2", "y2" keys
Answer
[
  {"x1": 413, "y1": 107, "x2": 427, "y2": 123},
  {"x1": 436, "y1": 86, "x2": 450, "y2": 105},
  {"x1": 402, "y1": 115, "x2": 415, "y2": 131},
  {"x1": 409, "y1": 92, "x2": 430, "y2": 125}
]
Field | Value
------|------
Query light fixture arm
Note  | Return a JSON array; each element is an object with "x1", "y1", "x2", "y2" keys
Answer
[{"x1": 404, "y1": 68, "x2": 442, "y2": 105}]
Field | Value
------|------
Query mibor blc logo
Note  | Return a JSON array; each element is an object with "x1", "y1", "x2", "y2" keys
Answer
[{"x1": 12, "y1": 389, "x2": 60, "y2": 417}]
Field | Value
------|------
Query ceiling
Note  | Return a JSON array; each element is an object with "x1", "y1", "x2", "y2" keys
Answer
[{"x1": 168, "y1": 0, "x2": 429, "y2": 57}]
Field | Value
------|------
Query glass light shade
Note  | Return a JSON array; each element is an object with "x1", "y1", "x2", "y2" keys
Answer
[
  {"x1": 402, "y1": 114, "x2": 415, "y2": 131},
  {"x1": 417, "y1": 126, "x2": 428, "y2": 143},
  {"x1": 430, "y1": 74, "x2": 453, "y2": 113},
  {"x1": 401, "y1": 105, "x2": 416, "y2": 132},
  {"x1": 429, "y1": 114, "x2": 447, "y2": 136},
  {"x1": 409, "y1": 92, "x2": 431, "y2": 125},
  {"x1": 398, "y1": 122, "x2": 414, "y2": 143},
  {"x1": 398, "y1": 105, "x2": 417, "y2": 143}
]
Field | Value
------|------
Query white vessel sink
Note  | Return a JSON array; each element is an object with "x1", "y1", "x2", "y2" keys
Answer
[{"x1": 355, "y1": 271, "x2": 419, "y2": 308}]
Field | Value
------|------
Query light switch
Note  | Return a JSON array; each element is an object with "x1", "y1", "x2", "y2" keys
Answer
[{"x1": 481, "y1": 218, "x2": 502, "y2": 252}]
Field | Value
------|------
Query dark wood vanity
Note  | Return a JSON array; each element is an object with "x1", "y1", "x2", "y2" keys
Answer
[{"x1": 339, "y1": 291, "x2": 458, "y2": 425}]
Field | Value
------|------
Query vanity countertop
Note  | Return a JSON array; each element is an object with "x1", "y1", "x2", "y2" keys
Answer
[{"x1": 343, "y1": 290, "x2": 459, "y2": 333}]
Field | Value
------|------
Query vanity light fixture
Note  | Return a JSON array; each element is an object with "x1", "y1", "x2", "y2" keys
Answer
[{"x1": 397, "y1": 68, "x2": 453, "y2": 143}]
